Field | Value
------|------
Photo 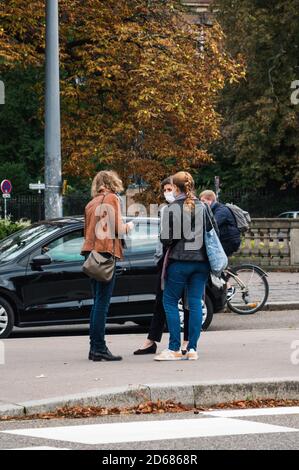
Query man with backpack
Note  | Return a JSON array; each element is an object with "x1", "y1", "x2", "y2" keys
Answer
[
  {"x1": 199, "y1": 190, "x2": 242, "y2": 256},
  {"x1": 200, "y1": 190, "x2": 251, "y2": 301}
]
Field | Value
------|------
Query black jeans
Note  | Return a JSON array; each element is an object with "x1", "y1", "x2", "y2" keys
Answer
[{"x1": 147, "y1": 259, "x2": 189, "y2": 343}]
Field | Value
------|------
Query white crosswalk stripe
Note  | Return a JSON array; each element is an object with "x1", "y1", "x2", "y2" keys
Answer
[
  {"x1": 3, "y1": 415, "x2": 299, "y2": 445},
  {"x1": 203, "y1": 406, "x2": 299, "y2": 418},
  {"x1": 3, "y1": 447, "x2": 69, "y2": 451}
]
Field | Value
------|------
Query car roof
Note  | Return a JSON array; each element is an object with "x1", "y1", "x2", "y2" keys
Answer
[
  {"x1": 30, "y1": 216, "x2": 84, "y2": 227},
  {"x1": 33, "y1": 215, "x2": 159, "y2": 227},
  {"x1": 278, "y1": 211, "x2": 299, "y2": 215}
]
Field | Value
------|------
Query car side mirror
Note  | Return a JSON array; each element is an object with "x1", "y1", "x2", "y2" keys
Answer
[{"x1": 31, "y1": 254, "x2": 52, "y2": 268}]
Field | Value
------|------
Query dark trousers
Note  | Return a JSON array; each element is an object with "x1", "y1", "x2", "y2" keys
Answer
[
  {"x1": 89, "y1": 268, "x2": 116, "y2": 353},
  {"x1": 147, "y1": 260, "x2": 189, "y2": 343}
]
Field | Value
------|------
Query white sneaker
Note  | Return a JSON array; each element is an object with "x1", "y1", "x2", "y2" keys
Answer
[
  {"x1": 227, "y1": 286, "x2": 236, "y2": 301},
  {"x1": 187, "y1": 349, "x2": 198, "y2": 360},
  {"x1": 154, "y1": 349, "x2": 183, "y2": 361}
]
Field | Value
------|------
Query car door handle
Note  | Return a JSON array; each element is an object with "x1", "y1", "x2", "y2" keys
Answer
[{"x1": 116, "y1": 267, "x2": 127, "y2": 275}]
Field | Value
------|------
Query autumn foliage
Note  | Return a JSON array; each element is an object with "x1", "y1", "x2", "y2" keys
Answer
[{"x1": 0, "y1": 0, "x2": 245, "y2": 200}]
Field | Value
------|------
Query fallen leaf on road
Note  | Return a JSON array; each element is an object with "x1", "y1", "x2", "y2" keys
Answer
[{"x1": 2, "y1": 398, "x2": 299, "y2": 422}]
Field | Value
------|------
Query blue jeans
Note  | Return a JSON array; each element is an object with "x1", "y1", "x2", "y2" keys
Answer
[
  {"x1": 89, "y1": 268, "x2": 116, "y2": 353},
  {"x1": 163, "y1": 261, "x2": 210, "y2": 351}
]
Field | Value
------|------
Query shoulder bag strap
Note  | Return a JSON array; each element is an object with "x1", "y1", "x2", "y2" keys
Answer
[{"x1": 97, "y1": 193, "x2": 116, "y2": 259}]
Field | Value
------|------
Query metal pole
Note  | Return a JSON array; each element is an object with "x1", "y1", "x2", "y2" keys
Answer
[
  {"x1": 38, "y1": 180, "x2": 42, "y2": 222},
  {"x1": 4, "y1": 198, "x2": 7, "y2": 220},
  {"x1": 44, "y1": 0, "x2": 62, "y2": 219},
  {"x1": 215, "y1": 176, "x2": 220, "y2": 201}
]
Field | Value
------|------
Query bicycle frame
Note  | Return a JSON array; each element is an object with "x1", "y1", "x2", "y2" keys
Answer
[
  {"x1": 224, "y1": 264, "x2": 268, "y2": 297},
  {"x1": 225, "y1": 268, "x2": 248, "y2": 292}
]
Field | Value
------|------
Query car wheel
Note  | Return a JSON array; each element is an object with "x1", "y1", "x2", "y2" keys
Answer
[
  {"x1": 201, "y1": 295, "x2": 214, "y2": 331},
  {"x1": 179, "y1": 294, "x2": 214, "y2": 331},
  {"x1": 0, "y1": 297, "x2": 14, "y2": 339}
]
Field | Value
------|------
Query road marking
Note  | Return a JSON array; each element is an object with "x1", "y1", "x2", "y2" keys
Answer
[
  {"x1": 3, "y1": 417, "x2": 298, "y2": 445},
  {"x1": 3, "y1": 447, "x2": 69, "y2": 450},
  {"x1": 203, "y1": 407, "x2": 299, "y2": 418}
]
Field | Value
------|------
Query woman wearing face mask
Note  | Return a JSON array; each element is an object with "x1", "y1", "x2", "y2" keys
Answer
[
  {"x1": 133, "y1": 177, "x2": 190, "y2": 355},
  {"x1": 155, "y1": 171, "x2": 214, "y2": 361}
]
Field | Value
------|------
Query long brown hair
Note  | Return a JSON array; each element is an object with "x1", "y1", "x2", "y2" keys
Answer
[{"x1": 171, "y1": 171, "x2": 195, "y2": 210}]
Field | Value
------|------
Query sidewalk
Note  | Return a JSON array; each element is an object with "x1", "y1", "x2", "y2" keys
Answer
[
  {"x1": 266, "y1": 272, "x2": 299, "y2": 305},
  {"x1": 1, "y1": 327, "x2": 299, "y2": 417}
]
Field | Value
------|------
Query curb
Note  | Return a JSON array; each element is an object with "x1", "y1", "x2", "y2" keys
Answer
[
  {"x1": 264, "y1": 302, "x2": 299, "y2": 311},
  {"x1": 1, "y1": 378, "x2": 298, "y2": 419}
]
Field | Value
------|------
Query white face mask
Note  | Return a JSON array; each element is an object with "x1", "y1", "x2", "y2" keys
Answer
[{"x1": 164, "y1": 191, "x2": 175, "y2": 203}]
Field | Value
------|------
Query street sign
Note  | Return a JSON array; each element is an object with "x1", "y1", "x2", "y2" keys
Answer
[
  {"x1": 1, "y1": 179, "x2": 12, "y2": 194},
  {"x1": 1, "y1": 180, "x2": 12, "y2": 220},
  {"x1": 29, "y1": 183, "x2": 46, "y2": 191}
]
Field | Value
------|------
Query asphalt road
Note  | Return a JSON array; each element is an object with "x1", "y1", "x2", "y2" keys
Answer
[
  {"x1": 7, "y1": 308, "x2": 299, "y2": 339},
  {"x1": 1, "y1": 408, "x2": 299, "y2": 450},
  {"x1": 1, "y1": 310, "x2": 298, "y2": 451}
]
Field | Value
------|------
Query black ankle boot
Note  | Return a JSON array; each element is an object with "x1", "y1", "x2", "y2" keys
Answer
[
  {"x1": 88, "y1": 350, "x2": 94, "y2": 360},
  {"x1": 92, "y1": 349, "x2": 122, "y2": 361}
]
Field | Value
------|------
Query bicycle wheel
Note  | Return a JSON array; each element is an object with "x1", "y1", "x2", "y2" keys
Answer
[{"x1": 226, "y1": 264, "x2": 269, "y2": 314}]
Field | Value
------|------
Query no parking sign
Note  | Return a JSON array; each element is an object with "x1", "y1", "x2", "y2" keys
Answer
[
  {"x1": 1, "y1": 180, "x2": 12, "y2": 195},
  {"x1": 1, "y1": 180, "x2": 12, "y2": 219}
]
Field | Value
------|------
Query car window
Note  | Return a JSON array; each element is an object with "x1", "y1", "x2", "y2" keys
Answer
[
  {"x1": 43, "y1": 230, "x2": 84, "y2": 263},
  {"x1": 125, "y1": 222, "x2": 159, "y2": 255},
  {"x1": 0, "y1": 224, "x2": 61, "y2": 262}
]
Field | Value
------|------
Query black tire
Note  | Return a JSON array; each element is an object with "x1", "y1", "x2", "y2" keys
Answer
[
  {"x1": 0, "y1": 296, "x2": 15, "y2": 339},
  {"x1": 226, "y1": 265, "x2": 269, "y2": 314},
  {"x1": 202, "y1": 295, "x2": 214, "y2": 331},
  {"x1": 179, "y1": 295, "x2": 214, "y2": 332}
]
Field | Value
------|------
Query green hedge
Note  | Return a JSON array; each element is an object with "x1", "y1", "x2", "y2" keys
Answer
[{"x1": 0, "y1": 218, "x2": 30, "y2": 241}]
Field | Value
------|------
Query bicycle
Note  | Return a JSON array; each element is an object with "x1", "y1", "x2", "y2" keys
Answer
[{"x1": 223, "y1": 264, "x2": 269, "y2": 314}]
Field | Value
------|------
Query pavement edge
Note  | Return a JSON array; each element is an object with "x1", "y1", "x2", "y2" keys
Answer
[{"x1": 0, "y1": 378, "x2": 298, "y2": 419}]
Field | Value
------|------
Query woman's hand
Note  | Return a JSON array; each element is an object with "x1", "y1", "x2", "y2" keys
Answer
[{"x1": 126, "y1": 221, "x2": 134, "y2": 232}]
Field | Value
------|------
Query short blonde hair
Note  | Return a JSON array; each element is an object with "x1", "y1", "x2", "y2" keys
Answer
[
  {"x1": 199, "y1": 190, "x2": 217, "y2": 201},
  {"x1": 91, "y1": 170, "x2": 124, "y2": 197}
]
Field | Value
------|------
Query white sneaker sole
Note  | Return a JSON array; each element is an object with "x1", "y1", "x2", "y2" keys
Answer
[
  {"x1": 154, "y1": 356, "x2": 183, "y2": 361},
  {"x1": 187, "y1": 355, "x2": 198, "y2": 361}
]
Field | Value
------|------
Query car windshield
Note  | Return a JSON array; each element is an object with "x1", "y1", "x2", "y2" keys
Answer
[{"x1": 0, "y1": 224, "x2": 61, "y2": 262}]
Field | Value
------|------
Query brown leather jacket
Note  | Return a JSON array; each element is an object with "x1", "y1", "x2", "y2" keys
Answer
[{"x1": 81, "y1": 191, "x2": 129, "y2": 260}]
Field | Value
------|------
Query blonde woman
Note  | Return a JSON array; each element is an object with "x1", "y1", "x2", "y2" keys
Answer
[{"x1": 81, "y1": 170, "x2": 133, "y2": 361}]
